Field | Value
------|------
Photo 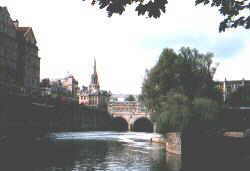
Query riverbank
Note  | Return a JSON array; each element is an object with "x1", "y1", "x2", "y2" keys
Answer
[
  {"x1": 150, "y1": 134, "x2": 166, "y2": 144},
  {"x1": 151, "y1": 129, "x2": 250, "y2": 157},
  {"x1": 151, "y1": 132, "x2": 181, "y2": 155},
  {"x1": 0, "y1": 94, "x2": 113, "y2": 141}
]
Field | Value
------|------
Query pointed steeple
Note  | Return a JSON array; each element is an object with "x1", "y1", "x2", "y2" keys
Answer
[
  {"x1": 94, "y1": 57, "x2": 97, "y2": 73},
  {"x1": 89, "y1": 57, "x2": 100, "y2": 93}
]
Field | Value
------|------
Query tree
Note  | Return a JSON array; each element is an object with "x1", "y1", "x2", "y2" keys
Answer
[
  {"x1": 141, "y1": 47, "x2": 220, "y2": 112},
  {"x1": 191, "y1": 97, "x2": 221, "y2": 121},
  {"x1": 153, "y1": 91, "x2": 221, "y2": 133},
  {"x1": 84, "y1": 0, "x2": 250, "y2": 31},
  {"x1": 154, "y1": 92, "x2": 191, "y2": 133},
  {"x1": 227, "y1": 85, "x2": 250, "y2": 107},
  {"x1": 125, "y1": 94, "x2": 136, "y2": 101},
  {"x1": 141, "y1": 47, "x2": 222, "y2": 133}
]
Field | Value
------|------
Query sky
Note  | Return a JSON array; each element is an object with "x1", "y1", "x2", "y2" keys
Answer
[{"x1": 1, "y1": 0, "x2": 250, "y2": 95}]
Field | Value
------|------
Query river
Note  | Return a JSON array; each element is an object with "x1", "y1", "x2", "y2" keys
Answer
[{"x1": 0, "y1": 131, "x2": 181, "y2": 171}]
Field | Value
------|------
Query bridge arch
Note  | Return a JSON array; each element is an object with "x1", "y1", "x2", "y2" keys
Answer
[
  {"x1": 132, "y1": 117, "x2": 153, "y2": 133},
  {"x1": 112, "y1": 117, "x2": 129, "y2": 132}
]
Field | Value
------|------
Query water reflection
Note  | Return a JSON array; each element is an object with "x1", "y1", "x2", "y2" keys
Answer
[
  {"x1": 0, "y1": 132, "x2": 182, "y2": 171},
  {"x1": 51, "y1": 140, "x2": 167, "y2": 171},
  {"x1": 166, "y1": 153, "x2": 181, "y2": 171}
]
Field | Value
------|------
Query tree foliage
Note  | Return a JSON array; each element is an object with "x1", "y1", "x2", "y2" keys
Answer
[
  {"x1": 192, "y1": 97, "x2": 221, "y2": 121},
  {"x1": 154, "y1": 92, "x2": 191, "y2": 133},
  {"x1": 84, "y1": 0, "x2": 250, "y2": 31},
  {"x1": 141, "y1": 47, "x2": 220, "y2": 112},
  {"x1": 125, "y1": 94, "x2": 136, "y2": 101},
  {"x1": 141, "y1": 47, "x2": 222, "y2": 133},
  {"x1": 154, "y1": 92, "x2": 221, "y2": 133},
  {"x1": 196, "y1": 0, "x2": 250, "y2": 31}
]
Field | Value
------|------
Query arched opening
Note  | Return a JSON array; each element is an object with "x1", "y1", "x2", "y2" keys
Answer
[
  {"x1": 133, "y1": 117, "x2": 153, "y2": 132},
  {"x1": 112, "y1": 117, "x2": 129, "y2": 132}
]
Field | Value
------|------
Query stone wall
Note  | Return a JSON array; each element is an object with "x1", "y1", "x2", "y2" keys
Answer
[
  {"x1": 79, "y1": 106, "x2": 112, "y2": 131},
  {"x1": 0, "y1": 94, "x2": 112, "y2": 140},
  {"x1": 166, "y1": 132, "x2": 181, "y2": 155}
]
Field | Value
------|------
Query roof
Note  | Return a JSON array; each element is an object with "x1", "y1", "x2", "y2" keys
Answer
[
  {"x1": 80, "y1": 89, "x2": 110, "y2": 96},
  {"x1": 16, "y1": 27, "x2": 31, "y2": 35},
  {"x1": 215, "y1": 80, "x2": 250, "y2": 84},
  {"x1": 16, "y1": 27, "x2": 37, "y2": 44}
]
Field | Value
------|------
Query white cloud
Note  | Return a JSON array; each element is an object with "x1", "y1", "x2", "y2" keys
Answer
[{"x1": 214, "y1": 39, "x2": 250, "y2": 81}]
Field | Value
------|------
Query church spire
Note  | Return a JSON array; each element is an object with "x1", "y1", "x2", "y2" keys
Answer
[
  {"x1": 89, "y1": 57, "x2": 100, "y2": 92},
  {"x1": 94, "y1": 57, "x2": 96, "y2": 73}
]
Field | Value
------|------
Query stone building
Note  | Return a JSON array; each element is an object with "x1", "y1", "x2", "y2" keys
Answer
[
  {"x1": 40, "y1": 75, "x2": 79, "y2": 102},
  {"x1": 61, "y1": 74, "x2": 79, "y2": 98},
  {"x1": 16, "y1": 26, "x2": 40, "y2": 94},
  {"x1": 215, "y1": 78, "x2": 250, "y2": 101},
  {"x1": 0, "y1": 6, "x2": 40, "y2": 95},
  {"x1": 79, "y1": 59, "x2": 110, "y2": 109},
  {"x1": 0, "y1": 7, "x2": 18, "y2": 91}
]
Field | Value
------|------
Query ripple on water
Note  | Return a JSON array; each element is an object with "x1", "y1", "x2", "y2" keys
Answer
[{"x1": 46, "y1": 131, "x2": 179, "y2": 171}]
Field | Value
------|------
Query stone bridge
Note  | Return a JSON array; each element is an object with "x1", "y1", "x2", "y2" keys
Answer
[{"x1": 111, "y1": 111, "x2": 155, "y2": 132}]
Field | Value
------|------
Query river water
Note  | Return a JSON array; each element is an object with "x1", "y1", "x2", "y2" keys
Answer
[
  {"x1": 0, "y1": 131, "x2": 181, "y2": 171},
  {"x1": 48, "y1": 131, "x2": 181, "y2": 171}
]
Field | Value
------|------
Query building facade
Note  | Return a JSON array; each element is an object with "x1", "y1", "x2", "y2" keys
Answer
[
  {"x1": 215, "y1": 78, "x2": 250, "y2": 101},
  {"x1": 108, "y1": 101, "x2": 147, "y2": 115},
  {"x1": 40, "y1": 75, "x2": 79, "y2": 102},
  {"x1": 16, "y1": 26, "x2": 40, "y2": 94},
  {"x1": 0, "y1": 7, "x2": 18, "y2": 91},
  {"x1": 79, "y1": 59, "x2": 110, "y2": 109},
  {"x1": 0, "y1": 6, "x2": 40, "y2": 95}
]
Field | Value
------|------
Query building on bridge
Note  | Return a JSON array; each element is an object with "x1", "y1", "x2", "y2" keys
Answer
[
  {"x1": 79, "y1": 59, "x2": 111, "y2": 110},
  {"x1": 215, "y1": 78, "x2": 250, "y2": 102},
  {"x1": 108, "y1": 101, "x2": 147, "y2": 114}
]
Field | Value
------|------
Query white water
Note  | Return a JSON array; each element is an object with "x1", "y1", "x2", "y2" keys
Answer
[
  {"x1": 49, "y1": 131, "x2": 164, "y2": 150},
  {"x1": 50, "y1": 131, "x2": 162, "y2": 141}
]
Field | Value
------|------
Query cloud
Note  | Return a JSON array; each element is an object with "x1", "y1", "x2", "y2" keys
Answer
[
  {"x1": 214, "y1": 39, "x2": 250, "y2": 81},
  {"x1": 1, "y1": 0, "x2": 249, "y2": 94}
]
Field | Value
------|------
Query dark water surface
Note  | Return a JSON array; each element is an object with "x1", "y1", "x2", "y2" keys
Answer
[{"x1": 0, "y1": 132, "x2": 181, "y2": 171}]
